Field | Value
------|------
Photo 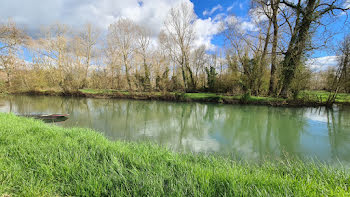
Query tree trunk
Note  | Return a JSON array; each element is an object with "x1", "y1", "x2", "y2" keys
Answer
[
  {"x1": 6, "y1": 71, "x2": 11, "y2": 89},
  {"x1": 280, "y1": 0, "x2": 315, "y2": 97},
  {"x1": 84, "y1": 45, "x2": 91, "y2": 88},
  {"x1": 185, "y1": 55, "x2": 196, "y2": 91},
  {"x1": 124, "y1": 54, "x2": 132, "y2": 90},
  {"x1": 143, "y1": 56, "x2": 151, "y2": 92},
  {"x1": 268, "y1": 0, "x2": 279, "y2": 96},
  {"x1": 180, "y1": 55, "x2": 187, "y2": 90}
]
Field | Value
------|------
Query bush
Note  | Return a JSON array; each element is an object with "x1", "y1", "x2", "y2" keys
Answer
[
  {"x1": 240, "y1": 89, "x2": 251, "y2": 103},
  {"x1": 290, "y1": 65, "x2": 312, "y2": 100}
]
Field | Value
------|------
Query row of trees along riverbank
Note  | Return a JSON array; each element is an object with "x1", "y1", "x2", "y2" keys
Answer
[{"x1": 0, "y1": 1, "x2": 349, "y2": 105}]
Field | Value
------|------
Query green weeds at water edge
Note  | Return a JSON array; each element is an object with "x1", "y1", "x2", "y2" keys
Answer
[
  {"x1": 0, "y1": 113, "x2": 349, "y2": 196},
  {"x1": 14, "y1": 89, "x2": 350, "y2": 106}
]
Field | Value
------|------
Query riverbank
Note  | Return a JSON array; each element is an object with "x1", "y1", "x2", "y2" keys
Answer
[
  {"x1": 0, "y1": 113, "x2": 349, "y2": 196},
  {"x1": 12, "y1": 89, "x2": 350, "y2": 107}
]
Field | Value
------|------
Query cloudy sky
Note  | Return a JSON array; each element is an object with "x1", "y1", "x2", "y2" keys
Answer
[{"x1": 0, "y1": 0, "x2": 349, "y2": 70}]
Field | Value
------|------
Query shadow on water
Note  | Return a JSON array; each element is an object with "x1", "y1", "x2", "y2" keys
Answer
[{"x1": 1, "y1": 95, "x2": 350, "y2": 163}]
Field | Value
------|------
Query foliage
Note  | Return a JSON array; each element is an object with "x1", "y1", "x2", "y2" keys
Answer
[
  {"x1": 240, "y1": 89, "x2": 251, "y2": 103},
  {"x1": 338, "y1": 35, "x2": 350, "y2": 93},
  {"x1": 290, "y1": 64, "x2": 312, "y2": 100},
  {"x1": 205, "y1": 66, "x2": 217, "y2": 92},
  {"x1": 0, "y1": 80, "x2": 5, "y2": 93}
]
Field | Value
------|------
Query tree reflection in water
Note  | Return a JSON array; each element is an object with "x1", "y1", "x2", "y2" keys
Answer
[{"x1": 1, "y1": 95, "x2": 350, "y2": 162}]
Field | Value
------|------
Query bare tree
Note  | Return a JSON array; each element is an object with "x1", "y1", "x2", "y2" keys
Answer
[
  {"x1": 164, "y1": 2, "x2": 196, "y2": 91},
  {"x1": 32, "y1": 23, "x2": 92, "y2": 91},
  {"x1": 135, "y1": 24, "x2": 152, "y2": 91},
  {"x1": 266, "y1": 0, "x2": 280, "y2": 95},
  {"x1": 191, "y1": 45, "x2": 207, "y2": 89},
  {"x1": 0, "y1": 20, "x2": 27, "y2": 53},
  {"x1": 224, "y1": 12, "x2": 271, "y2": 95},
  {"x1": 79, "y1": 23, "x2": 100, "y2": 88},
  {"x1": 327, "y1": 34, "x2": 350, "y2": 104},
  {"x1": 0, "y1": 20, "x2": 28, "y2": 89},
  {"x1": 105, "y1": 29, "x2": 121, "y2": 89},
  {"x1": 108, "y1": 19, "x2": 136, "y2": 90}
]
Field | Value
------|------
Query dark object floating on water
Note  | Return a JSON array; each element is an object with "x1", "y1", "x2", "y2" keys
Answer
[{"x1": 20, "y1": 114, "x2": 69, "y2": 123}]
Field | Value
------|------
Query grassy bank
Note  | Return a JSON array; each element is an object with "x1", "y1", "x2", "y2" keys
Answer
[
  {"x1": 0, "y1": 113, "x2": 349, "y2": 196},
  {"x1": 299, "y1": 90, "x2": 350, "y2": 103},
  {"x1": 17, "y1": 88, "x2": 350, "y2": 107}
]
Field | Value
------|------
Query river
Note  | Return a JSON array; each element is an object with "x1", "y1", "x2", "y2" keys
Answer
[{"x1": 1, "y1": 95, "x2": 350, "y2": 162}]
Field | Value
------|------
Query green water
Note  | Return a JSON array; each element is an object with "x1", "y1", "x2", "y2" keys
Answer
[{"x1": 1, "y1": 95, "x2": 350, "y2": 162}]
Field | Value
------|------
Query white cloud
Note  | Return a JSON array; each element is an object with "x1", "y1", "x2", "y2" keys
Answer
[
  {"x1": 203, "y1": 4, "x2": 223, "y2": 16},
  {"x1": 213, "y1": 13, "x2": 226, "y2": 22},
  {"x1": 227, "y1": 5, "x2": 234, "y2": 12},
  {"x1": 249, "y1": 6, "x2": 269, "y2": 23},
  {"x1": 225, "y1": 2, "x2": 245, "y2": 12},
  {"x1": 227, "y1": 2, "x2": 240, "y2": 12},
  {"x1": 0, "y1": 0, "x2": 224, "y2": 51},
  {"x1": 224, "y1": 6, "x2": 269, "y2": 34},
  {"x1": 193, "y1": 17, "x2": 223, "y2": 50},
  {"x1": 306, "y1": 56, "x2": 339, "y2": 71},
  {"x1": 0, "y1": 0, "x2": 187, "y2": 36},
  {"x1": 345, "y1": 0, "x2": 350, "y2": 8},
  {"x1": 225, "y1": 15, "x2": 259, "y2": 33},
  {"x1": 240, "y1": 21, "x2": 258, "y2": 32}
]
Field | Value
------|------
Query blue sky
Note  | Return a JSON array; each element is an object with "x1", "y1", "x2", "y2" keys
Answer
[
  {"x1": 192, "y1": 0, "x2": 349, "y2": 56},
  {"x1": 192, "y1": 0, "x2": 250, "y2": 48},
  {"x1": 192, "y1": 0, "x2": 249, "y2": 18}
]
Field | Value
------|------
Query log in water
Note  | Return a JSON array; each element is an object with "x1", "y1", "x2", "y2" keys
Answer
[{"x1": 19, "y1": 114, "x2": 69, "y2": 123}]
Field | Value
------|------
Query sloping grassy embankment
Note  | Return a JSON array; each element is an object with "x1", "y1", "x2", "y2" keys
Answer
[
  {"x1": 299, "y1": 90, "x2": 350, "y2": 104},
  {"x1": 0, "y1": 113, "x2": 349, "y2": 196}
]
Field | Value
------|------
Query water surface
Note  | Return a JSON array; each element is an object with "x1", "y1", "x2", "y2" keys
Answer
[{"x1": 1, "y1": 95, "x2": 350, "y2": 162}]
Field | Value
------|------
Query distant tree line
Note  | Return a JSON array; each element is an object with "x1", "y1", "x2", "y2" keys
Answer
[{"x1": 0, "y1": 1, "x2": 349, "y2": 98}]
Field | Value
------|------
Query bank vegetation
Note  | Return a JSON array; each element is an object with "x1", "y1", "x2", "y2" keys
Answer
[{"x1": 0, "y1": 1, "x2": 349, "y2": 106}]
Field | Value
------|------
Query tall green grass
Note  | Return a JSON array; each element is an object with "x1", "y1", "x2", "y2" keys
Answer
[
  {"x1": 0, "y1": 113, "x2": 349, "y2": 196},
  {"x1": 300, "y1": 90, "x2": 350, "y2": 103},
  {"x1": 78, "y1": 89, "x2": 350, "y2": 105}
]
